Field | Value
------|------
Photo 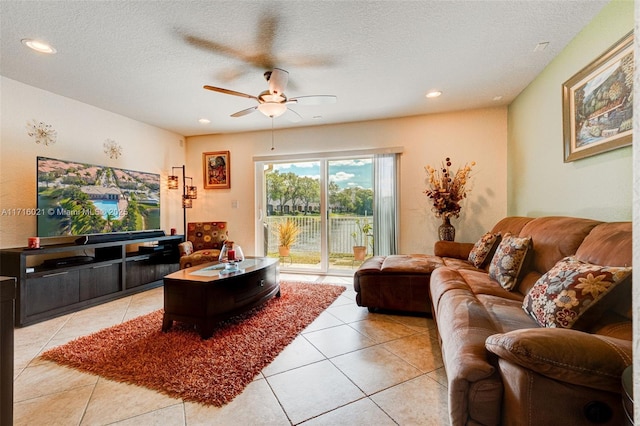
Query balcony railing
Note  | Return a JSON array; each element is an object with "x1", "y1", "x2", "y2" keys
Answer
[{"x1": 264, "y1": 215, "x2": 373, "y2": 267}]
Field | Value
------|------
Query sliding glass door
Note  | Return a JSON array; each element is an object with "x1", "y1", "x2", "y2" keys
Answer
[
  {"x1": 263, "y1": 160, "x2": 324, "y2": 272},
  {"x1": 257, "y1": 156, "x2": 375, "y2": 274},
  {"x1": 327, "y1": 159, "x2": 373, "y2": 272}
]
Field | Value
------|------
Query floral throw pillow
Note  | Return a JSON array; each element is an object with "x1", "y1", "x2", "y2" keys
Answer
[
  {"x1": 522, "y1": 256, "x2": 632, "y2": 329},
  {"x1": 468, "y1": 232, "x2": 501, "y2": 268},
  {"x1": 488, "y1": 234, "x2": 532, "y2": 291}
]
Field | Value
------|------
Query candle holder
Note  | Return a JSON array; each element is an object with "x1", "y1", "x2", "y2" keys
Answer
[{"x1": 218, "y1": 241, "x2": 244, "y2": 273}]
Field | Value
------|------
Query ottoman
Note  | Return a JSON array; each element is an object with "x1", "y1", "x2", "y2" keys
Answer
[{"x1": 354, "y1": 254, "x2": 443, "y2": 314}]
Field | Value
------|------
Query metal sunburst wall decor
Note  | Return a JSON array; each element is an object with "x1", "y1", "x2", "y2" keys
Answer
[
  {"x1": 26, "y1": 119, "x2": 57, "y2": 146},
  {"x1": 103, "y1": 138, "x2": 122, "y2": 159}
]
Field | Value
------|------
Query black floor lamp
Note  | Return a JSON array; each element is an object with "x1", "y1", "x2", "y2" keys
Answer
[{"x1": 168, "y1": 165, "x2": 197, "y2": 235}]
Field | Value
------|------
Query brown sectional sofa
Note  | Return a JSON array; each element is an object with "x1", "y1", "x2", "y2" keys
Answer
[{"x1": 354, "y1": 216, "x2": 632, "y2": 425}]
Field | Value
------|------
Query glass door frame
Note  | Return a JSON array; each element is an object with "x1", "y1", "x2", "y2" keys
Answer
[
  {"x1": 254, "y1": 152, "x2": 373, "y2": 276},
  {"x1": 255, "y1": 159, "x2": 330, "y2": 274},
  {"x1": 254, "y1": 148, "x2": 400, "y2": 275}
]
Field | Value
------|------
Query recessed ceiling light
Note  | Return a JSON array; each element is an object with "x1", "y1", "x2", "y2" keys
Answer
[
  {"x1": 21, "y1": 39, "x2": 56, "y2": 54},
  {"x1": 493, "y1": 96, "x2": 503, "y2": 101},
  {"x1": 426, "y1": 91, "x2": 442, "y2": 99},
  {"x1": 198, "y1": 118, "x2": 211, "y2": 124}
]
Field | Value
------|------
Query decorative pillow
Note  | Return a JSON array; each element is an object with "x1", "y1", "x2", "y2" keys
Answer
[
  {"x1": 488, "y1": 234, "x2": 532, "y2": 291},
  {"x1": 522, "y1": 256, "x2": 632, "y2": 329},
  {"x1": 468, "y1": 232, "x2": 501, "y2": 268},
  {"x1": 178, "y1": 241, "x2": 193, "y2": 257}
]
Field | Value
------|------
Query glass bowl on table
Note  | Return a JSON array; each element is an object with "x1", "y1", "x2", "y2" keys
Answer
[{"x1": 218, "y1": 241, "x2": 245, "y2": 274}]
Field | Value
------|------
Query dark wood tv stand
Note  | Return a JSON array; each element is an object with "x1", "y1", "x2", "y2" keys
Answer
[{"x1": 0, "y1": 234, "x2": 183, "y2": 326}]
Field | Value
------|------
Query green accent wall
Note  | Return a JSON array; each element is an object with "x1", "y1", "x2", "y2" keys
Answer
[{"x1": 507, "y1": 0, "x2": 633, "y2": 221}]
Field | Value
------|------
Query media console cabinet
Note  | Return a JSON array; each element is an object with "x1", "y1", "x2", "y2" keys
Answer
[{"x1": 0, "y1": 235, "x2": 183, "y2": 326}]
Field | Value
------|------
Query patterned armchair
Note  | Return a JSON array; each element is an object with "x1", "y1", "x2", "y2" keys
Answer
[{"x1": 178, "y1": 222, "x2": 228, "y2": 269}]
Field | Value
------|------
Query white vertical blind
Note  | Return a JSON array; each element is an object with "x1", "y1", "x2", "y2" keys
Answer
[{"x1": 373, "y1": 153, "x2": 399, "y2": 255}]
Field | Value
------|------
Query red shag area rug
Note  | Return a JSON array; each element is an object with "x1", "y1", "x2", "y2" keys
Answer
[{"x1": 40, "y1": 281, "x2": 345, "y2": 406}]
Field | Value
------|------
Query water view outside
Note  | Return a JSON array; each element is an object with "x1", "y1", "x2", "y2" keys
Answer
[{"x1": 264, "y1": 158, "x2": 373, "y2": 273}]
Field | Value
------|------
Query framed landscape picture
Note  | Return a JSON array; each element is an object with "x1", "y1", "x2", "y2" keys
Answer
[
  {"x1": 562, "y1": 31, "x2": 633, "y2": 162},
  {"x1": 203, "y1": 151, "x2": 230, "y2": 189}
]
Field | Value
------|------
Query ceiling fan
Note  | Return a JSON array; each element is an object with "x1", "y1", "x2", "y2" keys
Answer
[
  {"x1": 182, "y1": 13, "x2": 336, "y2": 84},
  {"x1": 203, "y1": 68, "x2": 337, "y2": 122}
]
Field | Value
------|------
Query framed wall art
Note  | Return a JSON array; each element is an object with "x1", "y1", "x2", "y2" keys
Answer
[
  {"x1": 203, "y1": 151, "x2": 230, "y2": 189},
  {"x1": 562, "y1": 31, "x2": 633, "y2": 162}
]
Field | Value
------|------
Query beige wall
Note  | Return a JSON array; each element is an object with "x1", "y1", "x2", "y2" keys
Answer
[
  {"x1": 0, "y1": 77, "x2": 186, "y2": 248},
  {"x1": 186, "y1": 107, "x2": 508, "y2": 256},
  {"x1": 507, "y1": 0, "x2": 633, "y2": 221}
]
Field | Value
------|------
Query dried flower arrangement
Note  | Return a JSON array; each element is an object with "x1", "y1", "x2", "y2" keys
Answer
[{"x1": 424, "y1": 157, "x2": 475, "y2": 218}]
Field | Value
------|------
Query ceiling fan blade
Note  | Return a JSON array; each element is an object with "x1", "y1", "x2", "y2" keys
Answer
[
  {"x1": 288, "y1": 95, "x2": 337, "y2": 105},
  {"x1": 268, "y1": 68, "x2": 289, "y2": 95},
  {"x1": 217, "y1": 67, "x2": 248, "y2": 83},
  {"x1": 283, "y1": 108, "x2": 302, "y2": 123},
  {"x1": 183, "y1": 33, "x2": 274, "y2": 70},
  {"x1": 231, "y1": 106, "x2": 258, "y2": 117},
  {"x1": 285, "y1": 54, "x2": 338, "y2": 68},
  {"x1": 203, "y1": 85, "x2": 259, "y2": 101},
  {"x1": 255, "y1": 13, "x2": 279, "y2": 69},
  {"x1": 184, "y1": 35, "x2": 247, "y2": 61}
]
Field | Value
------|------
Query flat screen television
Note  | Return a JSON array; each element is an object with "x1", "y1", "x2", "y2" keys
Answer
[{"x1": 37, "y1": 156, "x2": 161, "y2": 237}]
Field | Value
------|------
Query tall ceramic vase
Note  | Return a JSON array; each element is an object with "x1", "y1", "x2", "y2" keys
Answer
[{"x1": 438, "y1": 216, "x2": 455, "y2": 241}]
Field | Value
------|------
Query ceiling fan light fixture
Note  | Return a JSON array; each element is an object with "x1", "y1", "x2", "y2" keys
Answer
[
  {"x1": 259, "y1": 91, "x2": 286, "y2": 103},
  {"x1": 204, "y1": 68, "x2": 336, "y2": 122},
  {"x1": 258, "y1": 102, "x2": 287, "y2": 118}
]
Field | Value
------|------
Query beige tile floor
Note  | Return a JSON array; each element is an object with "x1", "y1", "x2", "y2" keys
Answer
[{"x1": 12, "y1": 273, "x2": 449, "y2": 425}]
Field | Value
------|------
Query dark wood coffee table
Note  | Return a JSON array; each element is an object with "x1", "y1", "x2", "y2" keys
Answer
[{"x1": 162, "y1": 257, "x2": 279, "y2": 339}]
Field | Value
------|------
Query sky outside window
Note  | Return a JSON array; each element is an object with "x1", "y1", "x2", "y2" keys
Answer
[{"x1": 273, "y1": 159, "x2": 372, "y2": 189}]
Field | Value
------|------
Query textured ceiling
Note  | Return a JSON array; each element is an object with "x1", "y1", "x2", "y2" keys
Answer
[{"x1": 1, "y1": 1, "x2": 609, "y2": 136}]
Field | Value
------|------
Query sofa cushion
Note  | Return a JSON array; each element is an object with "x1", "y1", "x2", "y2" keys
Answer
[
  {"x1": 468, "y1": 232, "x2": 501, "y2": 268},
  {"x1": 486, "y1": 328, "x2": 632, "y2": 393},
  {"x1": 187, "y1": 221, "x2": 228, "y2": 251},
  {"x1": 179, "y1": 249, "x2": 221, "y2": 269},
  {"x1": 378, "y1": 254, "x2": 443, "y2": 273},
  {"x1": 522, "y1": 256, "x2": 632, "y2": 329},
  {"x1": 455, "y1": 269, "x2": 524, "y2": 302},
  {"x1": 476, "y1": 294, "x2": 538, "y2": 332},
  {"x1": 488, "y1": 234, "x2": 532, "y2": 291},
  {"x1": 489, "y1": 216, "x2": 534, "y2": 237},
  {"x1": 518, "y1": 216, "x2": 601, "y2": 276},
  {"x1": 434, "y1": 240, "x2": 475, "y2": 259},
  {"x1": 575, "y1": 222, "x2": 632, "y2": 268}
]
